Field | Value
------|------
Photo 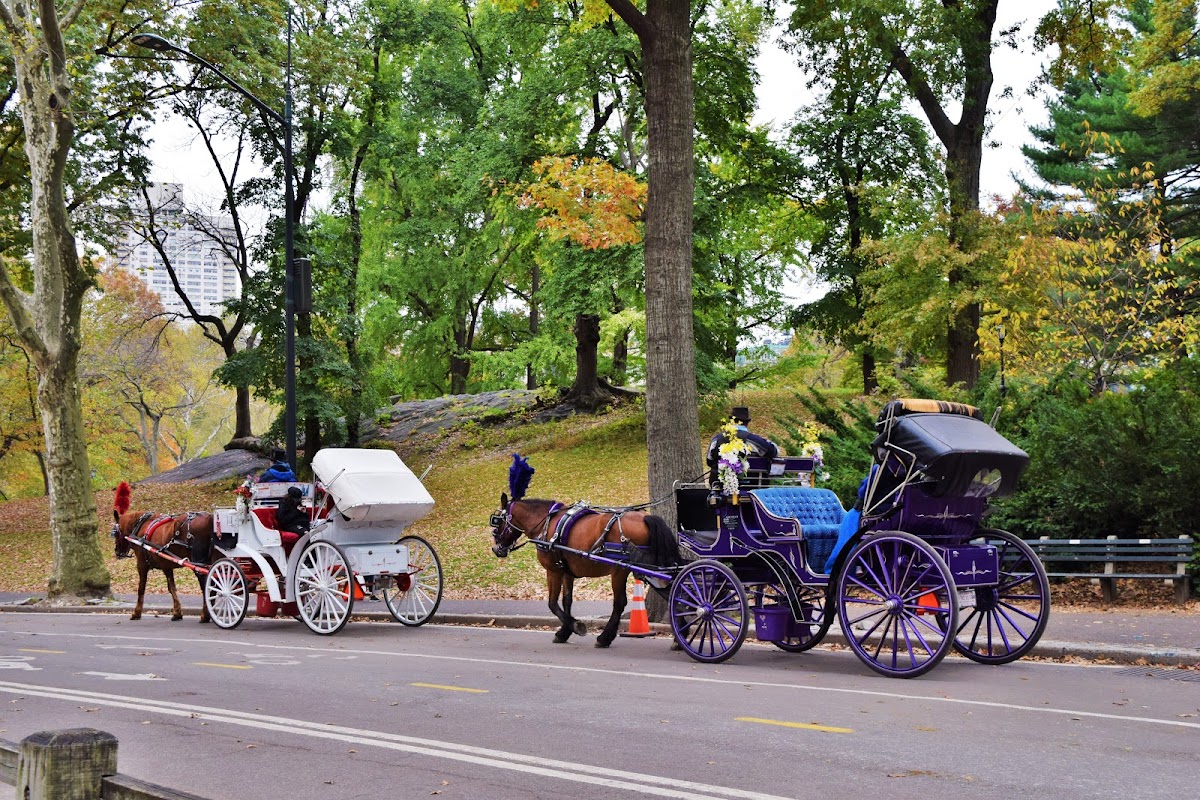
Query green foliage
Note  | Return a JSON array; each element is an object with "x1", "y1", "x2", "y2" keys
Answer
[
  {"x1": 990, "y1": 363, "x2": 1200, "y2": 545},
  {"x1": 777, "y1": 390, "x2": 877, "y2": 505}
]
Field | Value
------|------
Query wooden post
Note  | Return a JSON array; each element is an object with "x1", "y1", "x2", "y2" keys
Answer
[
  {"x1": 17, "y1": 728, "x2": 117, "y2": 800},
  {"x1": 1100, "y1": 535, "x2": 1118, "y2": 603},
  {"x1": 1175, "y1": 535, "x2": 1192, "y2": 605}
]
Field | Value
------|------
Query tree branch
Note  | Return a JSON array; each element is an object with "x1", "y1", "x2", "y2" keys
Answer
[
  {"x1": 604, "y1": 0, "x2": 654, "y2": 42},
  {"x1": 0, "y1": 258, "x2": 47, "y2": 359}
]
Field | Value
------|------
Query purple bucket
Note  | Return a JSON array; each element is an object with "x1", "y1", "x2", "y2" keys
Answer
[{"x1": 753, "y1": 606, "x2": 800, "y2": 641}]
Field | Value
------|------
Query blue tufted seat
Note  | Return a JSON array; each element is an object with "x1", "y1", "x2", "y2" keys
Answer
[{"x1": 750, "y1": 487, "x2": 846, "y2": 572}]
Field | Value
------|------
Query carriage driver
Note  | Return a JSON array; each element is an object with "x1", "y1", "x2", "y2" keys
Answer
[
  {"x1": 259, "y1": 448, "x2": 298, "y2": 483},
  {"x1": 706, "y1": 406, "x2": 779, "y2": 486}
]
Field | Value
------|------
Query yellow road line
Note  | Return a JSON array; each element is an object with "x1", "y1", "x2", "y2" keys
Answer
[
  {"x1": 410, "y1": 682, "x2": 488, "y2": 694},
  {"x1": 18, "y1": 648, "x2": 65, "y2": 654},
  {"x1": 736, "y1": 716, "x2": 853, "y2": 734},
  {"x1": 193, "y1": 662, "x2": 252, "y2": 670}
]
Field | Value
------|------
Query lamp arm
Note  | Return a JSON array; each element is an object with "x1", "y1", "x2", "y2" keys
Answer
[{"x1": 164, "y1": 42, "x2": 285, "y2": 126}]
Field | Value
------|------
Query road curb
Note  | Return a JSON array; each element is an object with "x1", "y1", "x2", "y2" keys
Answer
[{"x1": 3, "y1": 604, "x2": 1197, "y2": 668}]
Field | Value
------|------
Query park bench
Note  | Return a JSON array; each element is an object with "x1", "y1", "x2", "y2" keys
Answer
[{"x1": 1022, "y1": 535, "x2": 1194, "y2": 604}]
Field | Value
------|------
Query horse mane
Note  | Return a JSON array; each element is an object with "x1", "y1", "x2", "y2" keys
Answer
[
  {"x1": 508, "y1": 454, "x2": 535, "y2": 500},
  {"x1": 114, "y1": 482, "x2": 132, "y2": 515}
]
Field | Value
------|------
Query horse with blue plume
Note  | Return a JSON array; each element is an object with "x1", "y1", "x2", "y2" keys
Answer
[{"x1": 490, "y1": 454, "x2": 682, "y2": 648}]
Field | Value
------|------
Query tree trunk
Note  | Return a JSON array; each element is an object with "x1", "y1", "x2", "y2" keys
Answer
[
  {"x1": 0, "y1": 4, "x2": 111, "y2": 598},
  {"x1": 945, "y1": 137, "x2": 984, "y2": 389},
  {"x1": 564, "y1": 313, "x2": 608, "y2": 409},
  {"x1": 39, "y1": 358, "x2": 109, "y2": 596},
  {"x1": 610, "y1": 326, "x2": 629, "y2": 386},
  {"x1": 861, "y1": 349, "x2": 877, "y2": 395},
  {"x1": 449, "y1": 353, "x2": 470, "y2": 395},
  {"x1": 526, "y1": 263, "x2": 540, "y2": 390},
  {"x1": 640, "y1": 0, "x2": 701, "y2": 531},
  {"x1": 233, "y1": 386, "x2": 253, "y2": 439}
]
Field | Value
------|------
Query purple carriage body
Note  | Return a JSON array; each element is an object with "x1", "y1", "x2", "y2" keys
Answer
[{"x1": 669, "y1": 399, "x2": 1050, "y2": 677}]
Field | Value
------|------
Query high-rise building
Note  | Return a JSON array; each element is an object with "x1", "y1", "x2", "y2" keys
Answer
[{"x1": 115, "y1": 183, "x2": 242, "y2": 317}]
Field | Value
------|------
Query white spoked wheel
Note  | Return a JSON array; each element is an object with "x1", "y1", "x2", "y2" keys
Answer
[
  {"x1": 204, "y1": 558, "x2": 248, "y2": 630},
  {"x1": 295, "y1": 540, "x2": 354, "y2": 635},
  {"x1": 384, "y1": 535, "x2": 444, "y2": 626}
]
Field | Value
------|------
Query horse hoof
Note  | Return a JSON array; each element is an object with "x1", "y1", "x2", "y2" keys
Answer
[
  {"x1": 171, "y1": 615, "x2": 183, "y2": 621},
  {"x1": 553, "y1": 633, "x2": 571, "y2": 644},
  {"x1": 199, "y1": 617, "x2": 210, "y2": 624},
  {"x1": 572, "y1": 620, "x2": 587, "y2": 636},
  {"x1": 594, "y1": 640, "x2": 612, "y2": 649},
  {"x1": 129, "y1": 614, "x2": 141, "y2": 621}
]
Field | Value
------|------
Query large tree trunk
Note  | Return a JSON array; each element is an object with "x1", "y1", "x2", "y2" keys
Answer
[
  {"x1": 0, "y1": 0, "x2": 111, "y2": 597},
  {"x1": 640, "y1": 0, "x2": 701, "y2": 531},
  {"x1": 39, "y1": 356, "x2": 109, "y2": 596},
  {"x1": 604, "y1": 0, "x2": 701, "y2": 622}
]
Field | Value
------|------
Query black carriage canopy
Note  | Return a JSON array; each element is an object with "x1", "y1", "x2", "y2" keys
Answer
[{"x1": 873, "y1": 411, "x2": 1029, "y2": 498}]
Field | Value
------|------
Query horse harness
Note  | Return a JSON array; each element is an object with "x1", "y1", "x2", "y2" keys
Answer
[
  {"x1": 535, "y1": 503, "x2": 633, "y2": 579},
  {"x1": 116, "y1": 511, "x2": 208, "y2": 563}
]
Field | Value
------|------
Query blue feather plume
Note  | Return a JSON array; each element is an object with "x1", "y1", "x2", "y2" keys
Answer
[{"x1": 508, "y1": 454, "x2": 535, "y2": 500}]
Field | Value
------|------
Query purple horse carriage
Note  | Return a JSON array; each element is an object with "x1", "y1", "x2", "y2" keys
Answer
[
  {"x1": 664, "y1": 398, "x2": 1050, "y2": 676},
  {"x1": 491, "y1": 398, "x2": 1050, "y2": 678}
]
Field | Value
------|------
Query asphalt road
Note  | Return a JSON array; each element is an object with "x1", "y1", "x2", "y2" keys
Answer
[{"x1": 1, "y1": 612, "x2": 1197, "y2": 800}]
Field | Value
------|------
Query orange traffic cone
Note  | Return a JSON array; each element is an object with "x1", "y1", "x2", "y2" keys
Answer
[
  {"x1": 916, "y1": 590, "x2": 938, "y2": 616},
  {"x1": 620, "y1": 579, "x2": 654, "y2": 637},
  {"x1": 352, "y1": 578, "x2": 365, "y2": 601}
]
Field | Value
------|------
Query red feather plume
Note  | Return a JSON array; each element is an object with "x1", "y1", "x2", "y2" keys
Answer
[{"x1": 114, "y1": 482, "x2": 132, "y2": 515}]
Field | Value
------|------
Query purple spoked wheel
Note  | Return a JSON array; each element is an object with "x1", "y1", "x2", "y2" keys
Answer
[
  {"x1": 836, "y1": 531, "x2": 958, "y2": 678},
  {"x1": 950, "y1": 529, "x2": 1050, "y2": 664},
  {"x1": 752, "y1": 582, "x2": 829, "y2": 653},
  {"x1": 669, "y1": 559, "x2": 748, "y2": 664}
]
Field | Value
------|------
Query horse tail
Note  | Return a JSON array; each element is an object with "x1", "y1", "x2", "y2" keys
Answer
[
  {"x1": 114, "y1": 481, "x2": 132, "y2": 517},
  {"x1": 643, "y1": 514, "x2": 683, "y2": 567}
]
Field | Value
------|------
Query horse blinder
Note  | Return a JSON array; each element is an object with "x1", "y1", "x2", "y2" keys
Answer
[{"x1": 490, "y1": 511, "x2": 518, "y2": 557}]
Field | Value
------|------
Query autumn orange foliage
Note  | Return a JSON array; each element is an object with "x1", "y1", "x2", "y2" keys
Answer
[{"x1": 516, "y1": 156, "x2": 646, "y2": 250}]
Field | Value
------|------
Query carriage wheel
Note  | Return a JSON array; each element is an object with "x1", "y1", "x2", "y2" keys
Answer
[
  {"x1": 204, "y1": 558, "x2": 248, "y2": 630},
  {"x1": 384, "y1": 536, "x2": 444, "y2": 626},
  {"x1": 950, "y1": 529, "x2": 1050, "y2": 664},
  {"x1": 836, "y1": 531, "x2": 958, "y2": 678},
  {"x1": 295, "y1": 540, "x2": 354, "y2": 635},
  {"x1": 752, "y1": 582, "x2": 830, "y2": 653},
  {"x1": 669, "y1": 560, "x2": 748, "y2": 664}
]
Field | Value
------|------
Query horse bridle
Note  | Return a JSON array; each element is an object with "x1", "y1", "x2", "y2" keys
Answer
[{"x1": 490, "y1": 502, "x2": 560, "y2": 557}]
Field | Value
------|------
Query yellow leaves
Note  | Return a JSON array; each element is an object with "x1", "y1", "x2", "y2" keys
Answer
[{"x1": 513, "y1": 156, "x2": 646, "y2": 250}]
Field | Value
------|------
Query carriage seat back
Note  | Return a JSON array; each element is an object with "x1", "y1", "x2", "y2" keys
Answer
[
  {"x1": 252, "y1": 507, "x2": 278, "y2": 530},
  {"x1": 750, "y1": 487, "x2": 845, "y2": 569}
]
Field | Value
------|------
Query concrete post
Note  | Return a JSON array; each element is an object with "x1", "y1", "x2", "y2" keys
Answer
[{"x1": 17, "y1": 728, "x2": 117, "y2": 800}]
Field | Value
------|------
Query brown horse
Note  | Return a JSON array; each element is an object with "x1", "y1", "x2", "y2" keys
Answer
[
  {"x1": 111, "y1": 482, "x2": 214, "y2": 623},
  {"x1": 490, "y1": 493, "x2": 682, "y2": 647}
]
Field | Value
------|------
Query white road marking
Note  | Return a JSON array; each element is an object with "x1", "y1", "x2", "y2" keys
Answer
[
  {"x1": 0, "y1": 656, "x2": 40, "y2": 671},
  {"x1": 0, "y1": 680, "x2": 791, "y2": 800},
  {"x1": 79, "y1": 671, "x2": 165, "y2": 681},
  {"x1": 6, "y1": 626, "x2": 1197, "y2": 731},
  {"x1": 95, "y1": 645, "x2": 175, "y2": 651}
]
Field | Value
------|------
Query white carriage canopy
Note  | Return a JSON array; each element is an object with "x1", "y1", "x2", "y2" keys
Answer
[{"x1": 311, "y1": 448, "x2": 435, "y2": 523}]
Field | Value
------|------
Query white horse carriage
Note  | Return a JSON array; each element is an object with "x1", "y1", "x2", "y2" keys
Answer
[{"x1": 204, "y1": 448, "x2": 444, "y2": 635}]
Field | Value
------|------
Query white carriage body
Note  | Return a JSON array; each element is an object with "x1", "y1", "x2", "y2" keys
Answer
[{"x1": 212, "y1": 449, "x2": 436, "y2": 603}]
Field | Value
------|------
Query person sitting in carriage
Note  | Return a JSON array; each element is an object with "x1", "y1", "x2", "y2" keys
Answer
[
  {"x1": 275, "y1": 486, "x2": 310, "y2": 552},
  {"x1": 258, "y1": 448, "x2": 298, "y2": 483},
  {"x1": 705, "y1": 406, "x2": 778, "y2": 487}
]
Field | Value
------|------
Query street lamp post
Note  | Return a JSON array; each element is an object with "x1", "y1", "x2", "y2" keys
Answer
[{"x1": 131, "y1": 31, "x2": 298, "y2": 470}]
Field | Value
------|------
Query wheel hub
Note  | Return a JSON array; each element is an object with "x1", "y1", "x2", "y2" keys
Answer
[{"x1": 884, "y1": 595, "x2": 903, "y2": 615}]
